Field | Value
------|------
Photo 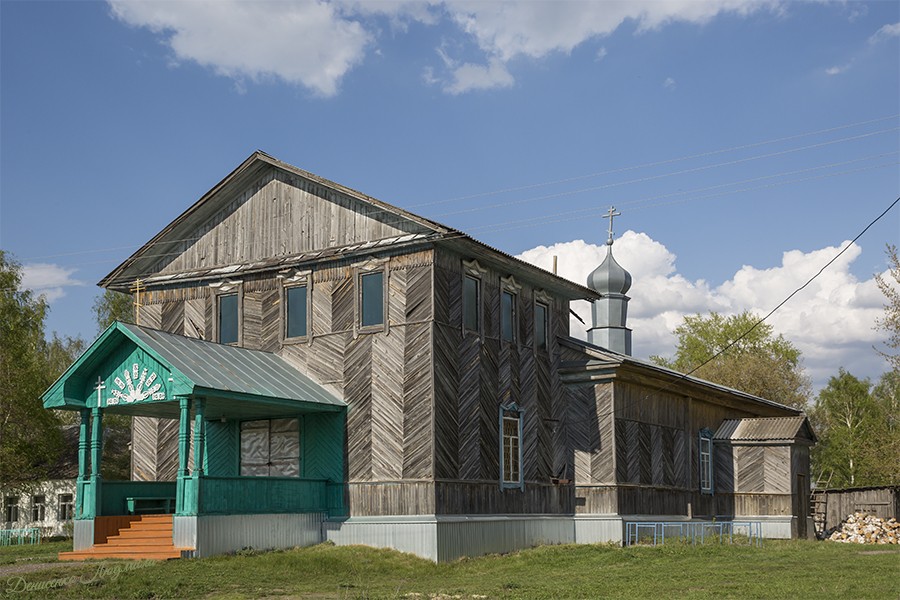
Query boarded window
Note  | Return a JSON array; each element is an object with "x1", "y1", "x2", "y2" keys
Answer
[
  {"x1": 58, "y1": 494, "x2": 74, "y2": 521},
  {"x1": 535, "y1": 302, "x2": 548, "y2": 351},
  {"x1": 285, "y1": 285, "x2": 308, "y2": 339},
  {"x1": 360, "y1": 272, "x2": 384, "y2": 328},
  {"x1": 463, "y1": 275, "x2": 480, "y2": 332},
  {"x1": 240, "y1": 418, "x2": 300, "y2": 477},
  {"x1": 699, "y1": 429, "x2": 714, "y2": 494},
  {"x1": 31, "y1": 495, "x2": 45, "y2": 522},
  {"x1": 501, "y1": 291, "x2": 515, "y2": 342},
  {"x1": 218, "y1": 293, "x2": 239, "y2": 344}
]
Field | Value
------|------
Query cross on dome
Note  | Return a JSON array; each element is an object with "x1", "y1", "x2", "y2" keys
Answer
[{"x1": 603, "y1": 206, "x2": 621, "y2": 245}]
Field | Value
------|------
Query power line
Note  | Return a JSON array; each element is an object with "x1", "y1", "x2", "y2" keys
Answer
[
  {"x1": 432, "y1": 126, "x2": 898, "y2": 218},
  {"x1": 593, "y1": 194, "x2": 900, "y2": 420},
  {"x1": 408, "y1": 114, "x2": 900, "y2": 208}
]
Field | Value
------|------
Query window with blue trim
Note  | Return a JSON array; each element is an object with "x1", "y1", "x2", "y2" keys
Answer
[
  {"x1": 500, "y1": 403, "x2": 524, "y2": 490},
  {"x1": 699, "y1": 428, "x2": 714, "y2": 494}
]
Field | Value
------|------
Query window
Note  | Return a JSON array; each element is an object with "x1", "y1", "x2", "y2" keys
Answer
[
  {"x1": 501, "y1": 290, "x2": 516, "y2": 342},
  {"x1": 360, "y1": 271, "x2": 384, "y2": 328},
  {"x1": 240, "y1": 418, "x2": 300, "y2": 477},
  {"x1": 534, "y1": 302, "x2": 548, "y2": 352},
  {"x1": 218, "y1": 293, "x2": 239, "y2": 344},
  {"x1": 31, "y1": 495, "x2": 45, "y2": 522},
  {"x1": 499, "y1": 404, "x2": 524, "y2": 490},
  {"x1": 4, "y1": 497, "x2": 19, "y2": 523},
  {"x1": 58, "y1": 494, "x2": 74, "y2": 521},
  {"x1": 285, "y1": 285, "x2": 308, "y2": 339},
  {"x1": 699, "y1": 429, "x2": 714, "y2": 494},
  {"x1": 463, "y1": 275, "x2": 480, "y2": 332}
]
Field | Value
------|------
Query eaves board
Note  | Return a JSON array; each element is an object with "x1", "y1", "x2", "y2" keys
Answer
[
  {"x1": 558, "y1": 336, "x2": 801, "y2": 417},
  {"x1": 440, "y1": 237, "x2": 600, "y2": 301}
]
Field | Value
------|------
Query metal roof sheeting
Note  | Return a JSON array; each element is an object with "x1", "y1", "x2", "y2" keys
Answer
[
  {"x1": 121, "y1": 323, "x2": 344, "y2": 408},
  {"x1": 714, "y1": 416, "x2": 815, "y2": 443}
]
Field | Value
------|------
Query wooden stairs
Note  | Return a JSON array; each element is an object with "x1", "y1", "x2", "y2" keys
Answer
[{"x1": 59, "y1": 515, "x2": 192, "y2": 561}]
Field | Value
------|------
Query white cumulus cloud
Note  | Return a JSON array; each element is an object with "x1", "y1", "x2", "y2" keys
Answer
[
  {"x1": 20, "y1": 263, "x2": 83, "y2": 303},
  {"x1": 516, "y1": 232, "x2": 892, "y2": 390},
  {"x1": 108, "y1": 0, "x2": 373, "y2": 97},
  {"x1": 107, "y1": 0, "x2": 782, "y2": 96}
]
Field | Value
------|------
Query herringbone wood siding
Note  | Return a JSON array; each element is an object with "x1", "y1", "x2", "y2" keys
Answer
[{"x1": 432, "y1": 249, "x2": 572, "y2": 515}]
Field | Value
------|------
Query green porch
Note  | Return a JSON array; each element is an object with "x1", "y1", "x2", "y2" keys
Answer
[{"x1": 42, "y1": 322, "x2": 346, "y2": 555}]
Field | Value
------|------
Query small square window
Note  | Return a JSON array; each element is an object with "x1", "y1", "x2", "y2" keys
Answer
[
  {"x1": 285, "y1": 285, "x2": 308, "y2": 339},
  {"x1": 463, "y1": 275, "x2": 480, "y2": 332},
  {"x1": 218, "y1": 293, "x2": 239, "y2": 344},
  {"x1": 501, "y1": 291, "x2": 516, "y2": 342},
  {"x1": 360, "y1": 271, "x2": 384, "y2": 328},
  {"x1": 535, "y1": 302, "x2": 548, "y2": 351}
]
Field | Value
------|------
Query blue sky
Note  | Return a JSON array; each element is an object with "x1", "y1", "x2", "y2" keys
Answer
[{"x1": 1, "y1": 0, "x2": 898, "y2": 393}]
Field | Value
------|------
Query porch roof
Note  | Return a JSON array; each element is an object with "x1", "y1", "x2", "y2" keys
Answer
[{"x1": 42, "y1": 322, "x2": 345, "y2": 419}]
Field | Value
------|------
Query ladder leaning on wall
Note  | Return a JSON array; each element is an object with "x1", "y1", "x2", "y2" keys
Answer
[{"x1": 810, "y1": 470, "x2": 833, "y2": 539}]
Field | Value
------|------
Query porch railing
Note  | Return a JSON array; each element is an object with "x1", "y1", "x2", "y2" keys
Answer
[
  {"x1": 100, "y1": 481, "x2": 177, "y2": 516},
  {"x1": 196, "y1": 477, "x2": 329, "y2": 515}
]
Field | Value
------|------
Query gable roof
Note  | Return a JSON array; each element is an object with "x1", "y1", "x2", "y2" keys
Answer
[
  {"x1": 714, "y1": 416, "x2": 817, "y2": 444},
  {"x1": 558, "y1": 336, "x2": 803, "y2": 417},
  {"x1": 100, "y1": 151, "x2": 598, "y2": 301},
  {"x1": 43, "y1": 321, "x2": 345, "y2": 419}
]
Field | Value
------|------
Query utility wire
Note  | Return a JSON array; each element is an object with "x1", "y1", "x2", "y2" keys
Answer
[
  {"x1": 409, "y1": 114, "x2": 900, "y2": 208},
  {"x1": 19, "y1": 138, "x2": 896, "y2": 264},
  {"x1": 433, "y1": 126, "x2": 898, "y2": 218}
]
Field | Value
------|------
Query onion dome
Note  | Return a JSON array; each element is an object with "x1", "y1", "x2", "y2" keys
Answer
[{"x1": 587, "y1": 245, "x2": 632, "y2": 295}]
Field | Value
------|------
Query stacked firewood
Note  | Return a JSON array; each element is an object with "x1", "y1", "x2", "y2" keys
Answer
[{"x1": 827, "y1": 512, "x2": 899, "y2": 544}]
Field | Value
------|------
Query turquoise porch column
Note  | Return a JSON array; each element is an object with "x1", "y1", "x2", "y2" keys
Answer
[
  {"x1": 87, "y1": 406, "x2": 102, "y2": 517},
  {"x1": 191, "y1": 398, "x2": 206, "y2": 515},
  {"x1": 75, "y1": 408, "x2": 90, "y2": 519},
  {"x1": 176, "y1": 396, "x2": 197, "y2": 515}
]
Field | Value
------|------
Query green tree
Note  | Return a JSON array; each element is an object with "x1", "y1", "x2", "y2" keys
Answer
[
  {"x1": 92, "y1": 288, "x2": 134, "y2": 334},
  {"x1": 875, "y1": 244, "x2": 900, "y2": 371},
  {"x1": 869, "y1": 370, "x2": 900, "y2": 484},
  {"x1": 651, "y1": 311, "x2": 811, "y2": 408},
  {"x1": 810, "y1": 369, "x2": 887, "y2": 487},
  {"x1": 0, "y1": 251, "x2": 64, "y2": 485}
]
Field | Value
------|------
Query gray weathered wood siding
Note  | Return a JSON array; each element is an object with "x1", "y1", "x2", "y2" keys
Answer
[
  {"x1": 154, "y1": 168, "x2": 431, "y2": 276},
  {"x1": 821, "y1": 486, "x2": 900, "y2": 530},
  {"x1": 431, "y1": 248, "x2": 573, "y2": 515},
  {"x1": 130, "y1": 249, "x2": 437, "y2": 516}
]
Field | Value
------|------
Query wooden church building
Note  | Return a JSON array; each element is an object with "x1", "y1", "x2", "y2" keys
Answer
[{"x1": 43, "y1": 152, "x2": 815, "y2": 561}]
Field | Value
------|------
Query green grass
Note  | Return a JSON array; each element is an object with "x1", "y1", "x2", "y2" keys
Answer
[
  {"x1": 1, "y1": 539, "x2": 897, "y2": 599},
  {"x1": 0, "y1": 540, "x2": 70, "y2": 566}
]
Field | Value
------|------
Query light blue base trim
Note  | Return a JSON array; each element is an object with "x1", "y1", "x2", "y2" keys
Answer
[
  {"x1": 324, "y1": 514, "x2": 574, "y2": 562},
  {"x1": 187, "y1": 513, "x2": 325, "y2": 558},
  {"x1": 73, "y1": 519, "x2": 94, "y2": 551}
]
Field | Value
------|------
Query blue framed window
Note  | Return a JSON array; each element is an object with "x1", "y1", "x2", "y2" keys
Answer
[
  {"x1": 534, "y1": 302, "x2": 548, "y2": 352},
  {"x1": 218, "y1": 293, "x2": 239, "y2": 345},
  {"x1": 699, "y1": 428, "x2": 714, "y2": 494},
  {"x1": 463, "y1": 275, "x2": 480, "y2": 333},
  {"x1": 285, "y1": 285, "x2": 308, "y2": 339},
  {"x1": 500, "y1": 403, "x2": 524, "y2": 490},
  {"x1": 360, "y1": 271, "x2": 385, "y2": 328},
  {"x1": 501, "y1": 290, "x2": 516, "y2": 342}
]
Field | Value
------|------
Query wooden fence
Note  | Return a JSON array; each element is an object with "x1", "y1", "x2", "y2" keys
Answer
[{"x1": 822, "y1": 486, "x2": 900, "y2": 531}]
